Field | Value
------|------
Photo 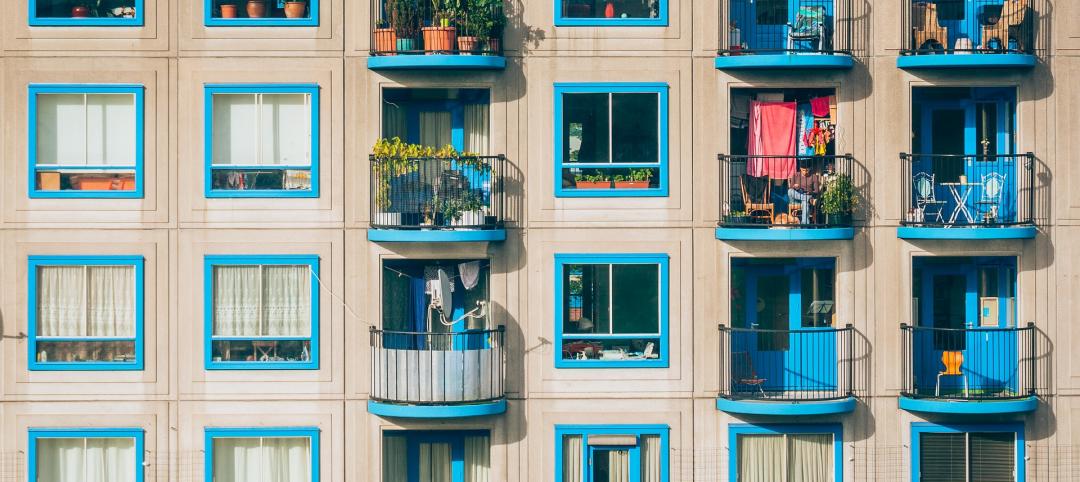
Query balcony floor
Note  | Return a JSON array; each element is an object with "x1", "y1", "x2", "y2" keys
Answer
[
  {"x1": 715, "y1": 226, "x2": 854, "y2": 241},
  {"x1": 367, "y1": 399, "x2": 507, "y2": 419},
  {"x1": 367, "y1": 55, "x2": 507, "y2": 70},
  {"x1": 897, "y1": 53, "x2": 1036, "y2": 69},
  {"x1": 716, "y1": 396, "x2": 856, "y2": 416},
  {"x1": 715, "y1": 53, "x2": 855, "y2": 70},
  {"x1": 896, "y1": 225, "x2": 1037, "y2": 240},
  {"x1": 898, "y1": 395, "x2": 1037, "y2": 414},
  {"x1": 368, "y1": 228, "x2": 507, "y2": 243}
]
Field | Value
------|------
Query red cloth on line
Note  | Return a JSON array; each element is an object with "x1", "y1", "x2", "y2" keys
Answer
[
  {"x1": 747, "y1": 100, "x2": 797, "y2": 179},
  {"x1": 810, "y1": 96, "x2": 830, "y2": 117}
]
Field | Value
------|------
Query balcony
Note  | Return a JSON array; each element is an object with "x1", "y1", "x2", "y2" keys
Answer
[
  {"x1": 368, "y1": 0, "x2": 506, "y2": 70},
  {"x1": 717, "y1": 154, "x2": 856, "y2": 241},
  {"x1": 716, "y1": 0, "x2": 854, "y2": 70},
  {"x1": 898, "y1": 0, "x2": 1042, "y2": 69},
  {"x1": 369, "y1": 155, "x2": 506, "y2": 242},
  {"x1": 900, "y1": 324, "x2": 1039, "y2": 414},
  {"x1": 718, "y1": 326, "x2": 856, "y2": 415},
  {"x1": 368, "y1": 327, "x2": 506, "y2": 418},
  {"x1": 899, "y1": 153, "x2": 1036, "y2": 240}
]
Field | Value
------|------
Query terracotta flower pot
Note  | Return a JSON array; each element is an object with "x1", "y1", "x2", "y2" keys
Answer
[
  {"x1": 422, "y1": 26, "x2": 456, "y2": 54},
  {"x1": 457, "y1": 36, "x2": 480, "y2": 54},
  {"x1": 71, "y1": 5, "x2": 90, "y2": 17},
  {"x1": 613, "y1": 181, "x2": 650, "y2": 189},
  {"x1": 574, "y1": 181, "x2": 611, "y2": 190},
  {"x1": 246, "y1": 0, "x2": 268, "y2": 18},
  {"x1": 219, "y1": 4, "x2": 239, "y2": 18},
  {"x1": 284, "y1": 1, "x2": 307, "y2": 18},
  {"x1": 374, "y1": 28, "x2": 397, "y2": 54}
]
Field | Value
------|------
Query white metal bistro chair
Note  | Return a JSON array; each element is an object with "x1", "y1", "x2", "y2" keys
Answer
[{"x1": 913, "y1": 172, "x2": 945, "y2": 223}]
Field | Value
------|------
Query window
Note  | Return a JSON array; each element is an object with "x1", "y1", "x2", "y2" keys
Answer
[
  {"x1": 29, "y1": 428, "x2": 144, "y2": 482},
  {"x1": 754, "y1": 0, "x2": 788, "y2": 25},
  {"x1": 729, "y1": 424, "x2": 842, "y2": 482},
  {"x1": 205, "y1": 0, "x2": 319, "y2": 27},
  {"x1": 382, "y1": 431, "x2": 490, "y2": 482},
  {"x1": 28, "y1": 256, "x2": 144, "y2": 371},
  {"x1": 555, "y1": 254, "x2": 668, "y2": 368},
  {"x1": 556, "y1": 425, "x2": 667, "y2": 482},
  {"x1": 29, "y1": 84, "x2": 144, "y2": 199},
  {"x1": 204, "y1": 255, "x2": 319, "y2": 370},
  {"x1": 205, "y1": 428, "x2": 318, "y2": 482},
  {"x1": 204, "y1": 84, "x2": 319, "y2": 198},
  {"x1": 381, "y1": 88, "x2": 491, "y2": 153},
  {"x1": 29, "y1": 0, "x2": 144, "y2": 26},
  {"x1": 554, "y1": 83, "x2": 668, "y2": 197},
  {"x1": 555, "y1": 0, "x2": 668, "y2": 26},
  {"x1": 912, "y1": 423, "x2": 1022, "y2": 482}
]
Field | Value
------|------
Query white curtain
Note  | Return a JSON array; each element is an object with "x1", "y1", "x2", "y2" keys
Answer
[
  {"x1": 640, "y1": 435, "x2": 662, "y2": 482},
  {"x1": 464, "y1": 435, "x2": 490, "y2": 482},
  {"x1": 737, "y1": 434, "x2": 785, "y2": 482},
  {"x1": 383, "y1": 103, "x2": 408, "y2": 140},
  {"x1": 463, "y1": 104, "x2": 489, "y2": 154},
  {"x1": 212, "y1": 93, "x2": 311, "y2": 167},
  {"x1": 419, "y1": 111, "x2": 453, "y2": 148},
  {"x1": 788, "y1": 434, "x2": 831, "y2": 482},
  {"x1": 561, "y1": 435, "x2": 582, "y2": 482},
  {"x1": 263, "y1": 265, "x2": 311, "y2": 337},
  {"x1": 213, "y1": 436, "x2": 310, "y2": 482},
  {"x1": 382, "y1": 436, "x2": 408, "y2": 482},
  {"x1": 36, "y1": 93, "x2": 136, "y2": 167},
  {"x1": 212, "y1": 266, "x2": 261, "y2": 336},
  {"x1": 37, "y1": 265, "x2": 135, "y2": 338},
  {"x1": 37, "y1": 266, "x2": 86, "y2": 337},
  {"x1": 86, "y1": 266, "x2": 136, "y2": 337},
  {"x1": 607, "y1": 450, "x2": 630, "y2": 482},
  {"x1": 36, "y1": 437, "x2": 136, "y2": 482},
  {"x1": 419, "y1": 442, "x2": 452, "y2": 482}
]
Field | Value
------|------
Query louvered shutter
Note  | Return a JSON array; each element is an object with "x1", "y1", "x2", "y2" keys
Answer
[
  {"x1": 969, "y1": 432, "x2": 1016, "y2": 482},
  {"x1": 920, "y1": 432, "x2": 966, "y2": 482}
]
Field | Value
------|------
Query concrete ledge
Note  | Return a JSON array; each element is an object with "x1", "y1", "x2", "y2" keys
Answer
[
  {"x1": 896, "y1": 54, "x2": 1036, "y2": 69},
  {"x1": 716, "y1": 397, "x2": 857, "y2": 416},
  {"x1": 715, "y1": 227, "x2": 855, "y2": 241},
  {"x1": 898, "y1": 396, "x2": 1038, "y2": 414},
  {"x1": 896, "y1": 226, "x2": 1037, "y2": 240},
  {"x1": 367, "y1": 400, "x2": 507, "y2": 418},
  {"x1": 367, "y1": 55, "x2": 506, "y2": 70},
  {"x1": 715, "y1": 54, "x2": 855, "y2": 70},
  {"x1": 368, "y1": 228, "x2": 507, "y2": 243}
]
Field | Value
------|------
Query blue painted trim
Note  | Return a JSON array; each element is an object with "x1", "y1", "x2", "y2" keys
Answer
[
  {"x1": 897, "y1": 54, "x2": 1036, "y2": 69},
  {"x1": 911, "y1": 422, "x2": 1024, "y2": 482},
  {"x1": 728, "y1": 424, "x2": 843, "y2": 482},
  {"x1": 554, "y1": 424, "x2": 669, "y2": 482},
  {"x1": 205, "y1": 427, "x2": 320, "y2": 482},
  {"x1": 367, "y1": 228, "x2": 506, "y2": 243},
  {"x1": 29, "y1": 1, "x2": 145, "y2": 27},
  {"x1": 204, "y1": 0, "x2": 319, "y2": 27},
  {"x1": 899, "y1": 395, "x2": 1037, "y2": 415},
  {"x1": 367, "y1": 55, "x2": 507, "y2": 71},
  {"x1": 553, "y1": 253, "x2": 670, "y2": 368},
  {"x1": 367, "y1": 399, "x2": 507, "y2": 419},
  {"x1": 28, "y1": 84, "x2": 146, "y2": 199},
  {"x1": 716, "y1": 397, "x2": 856, "y2": 416},
  {"x1": 29, "y1": 428, "x2": 145, "y2": 482},
  {"x1": 203, "y1": 255, "x2": 320, "y2": 370},
  {"x1": 896, "y1": 226, "x2": 1037, "y2": 240},
  {"x1": 27, "y1": 255, "x2": 145, "y2": 371},
  {"x1": 715, "y1": 227, "x2": 855, "y2": 241},
  {"x1": 714, "y1": 53, "x2": 855, "y2": 70},
  {"x1": 553, "y1": 0, "x2": 668, "y2": 27},
  {"x1": 203, "y1": 84, "x2": 320, "y2": 199},
  {"x1": 553, "y1": 83, "x2": 669, "y2": 198}
]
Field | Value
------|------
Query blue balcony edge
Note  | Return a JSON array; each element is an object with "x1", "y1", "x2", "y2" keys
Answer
[
  {"x1": 898, "y1": 396, "x2": 1038, "y2": 414},
  {"x1": 896, "y1": 225, "x2": 1037, "y2": 240},
  {"x1": 367, "y1": 399, "x2": 507, "y2": 418},
  {"x1": 715, "y1": 53, "x2": 854, "y2": 70},
  {"x1": 367, "y1": 55, "x2": 506, "y2": 70},
  {"x1": 896, "y1": 53, "x2": 1036, "y2": 69},
  {"x1": 367, "y1": 228, "x2": 506, "y2": 242},
  {"x1": 716, "y1": 396, "x2": 857, "y2": 416},
  {"x1": 715, "y1": 227, "x2": 854, "y2": 241}
]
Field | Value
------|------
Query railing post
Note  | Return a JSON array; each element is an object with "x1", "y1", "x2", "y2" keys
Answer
[
  {"x1": 1027, "y1": 322, "x2": 1036, "y2": 396},
  {"x1": 845, "y1": 323, "x2": 854, "y2": 398}
]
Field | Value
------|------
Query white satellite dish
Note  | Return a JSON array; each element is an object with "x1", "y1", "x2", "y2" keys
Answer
[{"x1": 436, "y1": 268, "x2": 454, "y2": 322}]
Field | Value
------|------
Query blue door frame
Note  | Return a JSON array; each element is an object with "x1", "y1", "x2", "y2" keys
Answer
[
  {"x1": 733, "y1": 0, "x2": 835, "y2": 51},
  {"x1": 587, "y1": 443, "x2": 643, "y2": 482}
]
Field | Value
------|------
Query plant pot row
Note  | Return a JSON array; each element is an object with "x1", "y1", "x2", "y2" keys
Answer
[
  {"x1": 574, "y1": 180, "x2": 650, "y2": 189},
  {"x1": 374, "y1": 27, "x2": 501, "y2": 55},
  {"x1": 218, "y1": 1, "x2": 308, "y2": 19}
]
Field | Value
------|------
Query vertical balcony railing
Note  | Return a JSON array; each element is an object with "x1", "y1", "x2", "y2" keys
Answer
[
  {"x1": 719, "y1": 325, "x2": 855, "y2": 401},
  {"x1": 900, "y1": 0, "x2": 1043, "y2": 55},
  {"x1": 719, "y1": 154, "x2": 855, "y2": 228},
  {"x1": 720, "y1": 0, "x2": 852, "y2": 55},
  {"x1": 370, "y1": 327, "x2": 505, "y2": 406},
  {"x1": 370, "y1": 0, "x2": 505, "y2": 56},
  {"x1": 900, "y1": 324, "x2": 1037, "y2": 400},
  {"x1": 900, "y1": 153, "x2": 1034, "y2": 227},
  {"x1": 370, "y1": 155, "x2": 506, "y2": 230}
]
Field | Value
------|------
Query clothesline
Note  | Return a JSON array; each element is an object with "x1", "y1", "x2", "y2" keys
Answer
[{"x1": 383, "y1": 262, "x2": 491, "y2": 283}]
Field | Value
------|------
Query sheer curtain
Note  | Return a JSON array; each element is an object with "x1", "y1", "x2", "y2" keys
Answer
[
  {"x1": 87, "y1": 266, "x2": 136, "y2": 337},
  {"x1": 607, "y1": 450, "x2": 630, "y2": 482},
  {"x1": 212, "y1": 266, "x2": 261, "y2": 336},
  {"x1": 36, "y1": 93, "x2": 136, "y2": 167},
  {"x1": 263, "y1": 265, "x2": 311, "y2": 337},
  {"x1": 464, "y1": 435, "x2": 490, "y2": 482},
  {"x1": 788, "y1": 434, "x2": 832, "y2": 482},
  {"x1": 561, "y1": 435, "x2": 583, "y2": 482},
  {"x1": 463, "y1": 104, "x2": 489, "y2": 155},
  {"x1": 264, "y1": 437, "x2": 312, "y2": 482},
  {"x1": 212, "y1": 94, "x2": 259, "y2": 165},
  {"x1": 383, "y1": 103, "x2": 408, "y2": 141},
  {"x1": 737, "y1": 434, "x2": 785, "y2": 482},
  {"x1": 37, "y1": 437, "x2": 136, "y2": 482},
  {"x1": 419, "y1": 442, "x2": 452, "y2": 482},
  {"x1": 213, "y1": 436, "x2": 310, "y2": 482},
  {"x1": 640, "y1": 435, "x2": 662, "y2": 482},
  {"x1": 420, "y1": 111, "x2": 453, "y2": 148},
  {"x1": 382, "y1": 436, "x2": 408, "y2": 482},
  {"x1": 37, "y1": 266, "x2": 86, "y2": 337},
  {"x1": 260, "y1": 93, "x2": 310, "y2": 166},
  {"x1": 86, "y1": 94, "x2": 137, "y2": 166}
]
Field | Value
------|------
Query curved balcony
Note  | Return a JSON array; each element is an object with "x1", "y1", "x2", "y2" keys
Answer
[
  {"x1": 716, "y1": 0, "x2": 855, "y2": 70},
  {"x1": 897, "y1": 0, "x2": 1043, "y2": 69},
  {"x1": 368, "y1": 327, "x2": 506, "y2": 418},
  {"x1": 717, "y1": 325, "x2": 857, "y2": 416},
  {"x1": 900, "y1": 323, "x2": 1039, "y2": 414},
  {"x1": 367, "y1": 0, "x2": 506, "y2": 70}
]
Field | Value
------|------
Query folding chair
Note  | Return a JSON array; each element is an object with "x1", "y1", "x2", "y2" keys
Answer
[
  {"x1": 787, "y1": 6, "x2": 827, "y2": 52},
  {"x1": 912, "y1": 2, "x2": 949, "y2": 52}
]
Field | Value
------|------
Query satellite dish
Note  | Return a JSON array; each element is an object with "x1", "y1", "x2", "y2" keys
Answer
[{"x1": 437, "y1": 268, "x2": 454, "y2": 322}]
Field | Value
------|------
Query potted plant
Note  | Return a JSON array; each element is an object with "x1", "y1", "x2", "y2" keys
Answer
[
  {"x1": 422, "y1": 0, "x2": 457, "y2": 54},
  {"x1": 283, "y1": 0, "x2": 307, "y2": 18},
  {"x1": 390, "y1": 0, "x2": 421, "y2": 52},
  {"x1": 246, "y1": 0, "x2": 268, "y2": 18},
  {"x1": 613, "y1": 168, "x2": 651, "y2": 188},
  {"x1": 724, "y1": 210, "x2": 750, "y2": 225},
  {"x1": 456, "y1": 0, "x2": 481, "y2": 54},
  {"x1": 374, "y1": 17, "x2": 397, "y2": 54},
  {"x1": 820, "y1": 173, "x2": 857, "y2": 226},
  {"x1": 574, "y1": 172, "x2": 611, "y2": 190},
  {"x1": 218, "y1": 0, "x2": 240, "y2": 18}
]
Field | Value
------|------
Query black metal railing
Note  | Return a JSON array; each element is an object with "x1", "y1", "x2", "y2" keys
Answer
[
  {"x1": 719, "y1": 325, "x2": 855, "y2": 401},
  {"x1": 900, "y1": 0, "x2": 1042, "y2": 55},
  {"x1": 370, "y1": 0, "x2": 505, "y2": 56},
  {"x1": 720, "y1": 0, "x2": 852, "y2": 55},
  {"x1": 370, "y1": 155, "x2": 506, "y2": 230},
  {"x1": 900, "y1": 323, "x2": 1037, "y2": 400},
  {"x1": 900, "y1": 153, "x2": 1034, "y2": 227},
  {"x1": 370, "y1": 327, "x2": 505, "y2": 406},
  {"x1": 719, "y1": 154, "x2": 855, "y2": 228}
]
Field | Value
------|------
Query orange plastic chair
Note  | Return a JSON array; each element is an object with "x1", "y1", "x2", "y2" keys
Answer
[{"x1": 935, "y1": 350, "x2": 969, "y2": 397}]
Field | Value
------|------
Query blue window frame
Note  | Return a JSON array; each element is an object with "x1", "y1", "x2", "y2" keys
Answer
[
  {"x1": 554, "y1": 253, "x2": 669, "y2": 368},
  {"x1": 29, "y1": 428, "x2": 145, "y2": 482},
  {"x1": 28, "y1": 84, "x2": 145, "y2": 199},
  {"x1": 554, "y1": 0, "x2": 668, "y2": 27},
  {"x1": 555, "y1": 424, "x2": 669, "y2": 482},
  {"x1": 205, "y1": 427, "x2": 320, "y2": 482},
  {"x1": 204, "y1": 83, "x2": 320, "y2": 198},
  {"x1": 382, "y1": 430, "x2": 491, "y2": 481},
  {"x1": 27, "y1": 255, "x2": 145, "y2": 371},
  {"x1": 204, "y1": 0, "x2": 319, "y2": 27},
  {"x1": 29, "y1": 1, "x2": 145, "y2": 27},
  {"x1": 203, "y1": 255, "x2": 320, "y2": 370},
  {"x1": 911, "y1": 423, "x2": 1023, "y2": 482},
  {"x1": 728, "y1": 424, "x2": 843, "y2": 482},
  {"x1": 554, "y1": 83, "x2": 669, "y2": 197}
]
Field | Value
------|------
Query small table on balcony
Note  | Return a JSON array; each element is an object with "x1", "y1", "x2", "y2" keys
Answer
[{"x1": 940, "y1": 181, "x2": 980, "y2": 225}]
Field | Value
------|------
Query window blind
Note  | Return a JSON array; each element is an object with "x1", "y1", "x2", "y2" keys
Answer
[
  {"x1": 36, "y1": 93, "x2": 137, "y2": 167},
  {"x1": 212, "y1": 93, "x2": 311, "y2": 167}
]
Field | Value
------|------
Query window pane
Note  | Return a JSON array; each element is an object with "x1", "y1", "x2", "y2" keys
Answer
[
  {"x1": 800, "y1": 268, "x2": 835, "y2": 328},
  {"x1": 262, "y1": 265, "x2": 311, "y2": 337},
  {"x1": 212, "y1": 266, "x2": 262, "y2": 336},
  {"x1": 419, "y1": 442, "x2": 453, "y2": 482},
  {"x1": 562, "y1": 435, "x2": 583, "y2": 482},
  {"x1": 563, "y1": 264, "x2": 611, "y2": 335},
  {"x1": 970, "y1": 432, "x2": 1015, "y2": 482},
  {"x1": 212, "y1": 94, "x2": 258, "y2": 165},
  {"x1": 213, "y1": 436, "x2": 311, "y2": 482},
  {"x1": 611, "y1": 264, "x2": 659, "y2": 334},
  {"x1": 85, "y1": 94, "x2": 137, "y2": 166},
  {"x1": 37, "y1": 266, "x2": 87, "y2": 337},
  {"x1": 611, "y1": 93, "x2": 659, "y2": 164},
  {"x1": 756, "y1": 274, "x2": 790, "y2": 351},
  {"x1": 382, "y1": 435, "x2": 408, "y2": 482},
  {"x1": 592, "y1": 448, "x2": 630, "y2": 482},
  {"x1": 787, "y1": 434, "x2": 832, "y2": 482},
  {"x1": 640, "y1": 435, "x2": 662, "y2": 482},
  {"x1": 259, "y1": 93, "x2": 311, "y2": 166},
  {"x1": 756, "y1": 0, "x2": 788, "y2": 25},
  {"x1": 37, "y1": 94, "x2": 88, "y2": 166},
  {"x1": 86, "y1": 266, "x2": 136, "y2": 337},
  {"x1": 464, "y1": 435, "x2": 491, "y2": 482},
  {"x1": 563, "y1": 93, "x2": 609, "y2": 164},
  {"x1": 561, "y1": 0, "x2": 658, "y2": 19},
  {"x1": 37, "y1": 437, "x2": 136, "y2": 482},
  {"x1": 919, "y1": 432, "x2": 966, "y2": 482},
  {"x1": 737, "y1": 434, "x2": 785, "y2": 482}
]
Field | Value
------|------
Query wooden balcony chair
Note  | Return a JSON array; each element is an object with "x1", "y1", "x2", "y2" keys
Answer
[
  {"x1": 739, "y1": 175, "x2": 775, "y2": 224},
  {"x1": 935, "y1": 350, "x2": 969, "y2": 397},
  {"x1": 912, "y1": 2, "x2": 948, "y2": 51},
  {"x1": 981, "y1": 0, "x2": 1029, "y2": 52}
]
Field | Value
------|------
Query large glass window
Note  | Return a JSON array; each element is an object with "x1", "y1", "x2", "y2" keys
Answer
[
  {"x1": 205, "y1": 255, "x2": 319, "y2": 369},
  {"x1": 205, "y1": 84, "x2": 319, "y2": 197},
  {"x1": 557, "y1": 425, "x2": 667, "y2": 482},
  {"x1": 30, "y1": 85, "x2": 144, "y2": 198},
  {"x1": 382, "y1": 431, "x2": 490, "y2": 482},
  {"x1": 29, "y1": 429, "x2": 143, "y2": 482},
  {"x1": 731, "y1": 425, "x2": 840, "y2": 482},
  {"x1": 205, "y1": 0, "x2": 319, "y2": 26},
  {"x1": 556, "y1": 0, "x2": 667, "y2": 26},
  {"x1": 730, "y1": 258, "x2": 836, "y2": 351},
  {"x1": 28, "y1": 256, "x2": 144, "y2": 371},
  {"x1": 914, "y1": 424, "x2": 1020, "y2": 482},
  {"x1": 29, "y1": 0, "x2": 143, "y2": 26},
  {"x1": 206, "y1": 428, "x2": 317, "y2": 482}
]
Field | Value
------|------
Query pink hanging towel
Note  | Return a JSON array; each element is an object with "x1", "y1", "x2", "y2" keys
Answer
[
  {"x1": 747, "y1": 100, "x2": 797, "y2": 179},
  {"x1": 810, "y1": 96, "x2": 831, "y2": 117}
]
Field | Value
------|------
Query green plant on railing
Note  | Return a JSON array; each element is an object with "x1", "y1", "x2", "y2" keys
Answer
[
  {"x1": 388, "y1": 0, "x2": 421, "y2": 38},
  {"x1": 433, "y1": 191, "x2": 484, "y2": 224},
  {"x1": 464, "y1": 0, "x2": 503, "y2": 38},
  {"x1": 820, "y1": 173, "x2": 857, "y2": 215},
  {"x1": 372, "y1": 137, "x2": 492, "y2": 210}
]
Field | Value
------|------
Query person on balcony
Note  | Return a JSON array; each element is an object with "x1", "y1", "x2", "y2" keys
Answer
[{"x1": 788, "y1": 163, "x2": 822, "y2": 224}]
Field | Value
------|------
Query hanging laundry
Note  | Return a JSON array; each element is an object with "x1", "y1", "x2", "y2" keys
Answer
[
  {"x1": 458, "y1": 261, "x2": 482, "y2": 290},
  {"x1": 810, "y1": 96, "x2": 831, "y2": 117},
  {"x1": 796, "y1": 103, "x2": 815, "y2": 156},
  {"x1": 747, "y1": 101, "x2": 797, "y2": 179},
  {"x1": 803, "y1": 120, "x2": 833, "y2": 156}
]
